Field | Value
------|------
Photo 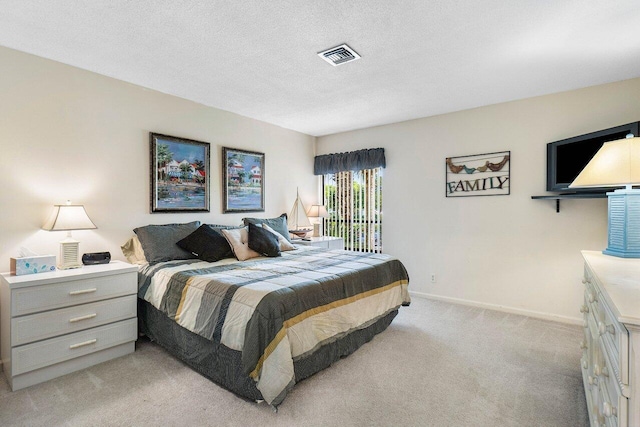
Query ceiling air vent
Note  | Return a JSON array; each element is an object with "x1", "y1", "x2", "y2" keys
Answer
[{"x1": 318, "y1": 44, "x2": 361, "y2": 66}]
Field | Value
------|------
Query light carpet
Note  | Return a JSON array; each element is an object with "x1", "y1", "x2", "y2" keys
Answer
[{"x1": 0, "y1": 296, "x2": 588, "y2": 426}]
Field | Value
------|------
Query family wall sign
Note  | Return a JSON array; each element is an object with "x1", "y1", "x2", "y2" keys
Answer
[{"x1": 445, "y1": 151, "x2": 510, "y2": 197}]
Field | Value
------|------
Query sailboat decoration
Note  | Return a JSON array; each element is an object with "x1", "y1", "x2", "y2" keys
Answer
[{"x1": 287, "y1": 188, "x2": 312, "y2": 237}]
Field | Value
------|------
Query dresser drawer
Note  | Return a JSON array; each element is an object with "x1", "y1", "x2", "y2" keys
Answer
[
  {"x1": 596, "y1": 297, "x2": 629, "y2": 386},
  {"x1": 584, "y1": 264, "x2": 630, "y2": 386},
  {"x1": 11, "y1": 272, "x2": 136, "y2": 316},
  {"x1": 11, "y1": 318, "x2": 137, "y2": 376},
  {"x1": 597, "y1": 339, "x2": 629, "y2": 426},
  {"x1": 12, "y1": 295, "x2": 137, "y2": 346}
]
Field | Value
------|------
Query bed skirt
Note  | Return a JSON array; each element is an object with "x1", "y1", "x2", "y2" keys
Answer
[{"x1": 138, "y1": 299, "x2": 399, "y2": 403}]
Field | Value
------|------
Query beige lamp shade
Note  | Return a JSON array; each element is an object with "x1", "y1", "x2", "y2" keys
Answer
[
  {"x1": 307, "y1": 205, "x2": 328, "y2": 218},
  {"x1": 569, "y1": 137, "x2": 640, "y2": 188},
  {"x1": 42, "y1": 204, "x2": 97, "y2": 231}
]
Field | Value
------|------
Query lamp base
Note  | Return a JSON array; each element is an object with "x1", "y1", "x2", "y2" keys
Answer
[
  {"x1": 312, "y1": 223, "x2": 321, "y2": 237},
  {"x1": 604, "y1": 188, "x2": 640, "y2": 258},
  {"x1": 58, "y1": 239, "x2": 83, "y2": 269}
]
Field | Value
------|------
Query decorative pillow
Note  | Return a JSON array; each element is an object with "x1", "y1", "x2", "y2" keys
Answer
[
  {"x1": 121, "y1": 235, "x2": 147, "y2": 265},
  {"x1": 220, "y1": 227, "x2": 261, "y2": 261},
  {"x1": 176, "y1": 225, "x2": 233, "y2": 262},
  {"x1": 133, "y1": 221, "x2": 200, "y2": 264},
  {"x1": 206, "y1": 225, "x2": 242, "y2": 259},
  {"x1": 242, "y1": 213, "x2": 291, "y2": 243},
  {"x1": 261, "y1": 223, "x2": 296, "y2": 251},
  {"x1": 248, "y1": 223, "x2": 281, "y2": 257}
]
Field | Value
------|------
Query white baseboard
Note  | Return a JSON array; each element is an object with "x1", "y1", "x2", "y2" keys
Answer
[{"x1": 409, "y1": 290, "x2": 582, "y2": 326}]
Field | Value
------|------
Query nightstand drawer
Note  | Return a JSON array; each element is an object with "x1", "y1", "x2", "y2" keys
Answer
[
  {"x1": 12, "y1": 272, "x2": 136, "y2": 316},
  {"x1": 12, "y1": 295, "x2": 137, "y2": 346},
  {"x1": 11, "y1": 318, "x2": 137, "y2": 376}
]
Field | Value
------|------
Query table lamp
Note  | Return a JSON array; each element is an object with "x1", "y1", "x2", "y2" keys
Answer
[
  {"x1": 307, "y1": 204, "x2": 328, "y2": 237},
  {"x1": 42, "y1": 201, "x2": 97, "y2": 268},
  {"x1": 569, "y1": 135, "x2": 640, "y2": 257}
]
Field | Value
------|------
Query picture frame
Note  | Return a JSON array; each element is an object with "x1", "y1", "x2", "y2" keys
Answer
[
  {"x1": 222, "y1": 147, "x2": 265, "y2": 213},
  {"x1": 150, "y1": 132, "x2": 210, "y2": 213},
  {"x1": 445, "y1": 151, "x2": 510, "y2": 197}
]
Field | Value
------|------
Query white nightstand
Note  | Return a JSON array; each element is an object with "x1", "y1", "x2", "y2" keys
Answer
[
  {"x1": 294, "y1": 236, "x2": 344, "y2": 250},
  {"x1": 0, "y1": 260, "x2": 138, "y2": 391}
]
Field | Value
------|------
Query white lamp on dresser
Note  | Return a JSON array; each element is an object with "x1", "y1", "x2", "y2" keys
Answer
[
  {"x1": 570, "y1": 134, "x2": 640, "y2": 426},
  {"x1": 42, "y1": 201, "x2": 97, "y2": 269},
  {"x1": 307, "y1": 204, "x2": 328, "y2": 237},
  {"x1": 570, "y1": 135, "x2": 640, "y2": 258}
]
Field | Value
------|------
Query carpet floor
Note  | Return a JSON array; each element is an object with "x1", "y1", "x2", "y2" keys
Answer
[{"x1": 0, "y1": 296, "x2": 588, "y2": 426}]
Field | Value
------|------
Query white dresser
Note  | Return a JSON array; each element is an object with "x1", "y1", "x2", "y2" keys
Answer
[
  {"x1": 0, "y1": 261, "x2": 138, "y2": 390},
  {"x1": 580, "y1": 251, "x2": 640, "y2": 427},
  {"x1": 295, "y1": 236, "x2": 344, "y2": 250}
]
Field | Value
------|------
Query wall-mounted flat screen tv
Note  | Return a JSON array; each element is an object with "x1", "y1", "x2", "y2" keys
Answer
[{"x1": 547, "y1": 121, "x2": 639, "y2": 192}]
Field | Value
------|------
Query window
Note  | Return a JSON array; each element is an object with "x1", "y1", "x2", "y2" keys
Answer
[{"x1": 323, "y1": 167, "x2": 382, "y2": 253}]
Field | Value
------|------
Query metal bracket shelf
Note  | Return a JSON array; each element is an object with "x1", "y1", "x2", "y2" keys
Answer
[{"x1": 531, "y1": 193, "x2": 607, "y2": 213}]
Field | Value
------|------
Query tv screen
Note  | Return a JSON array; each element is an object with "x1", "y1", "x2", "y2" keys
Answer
[{"x1": 547, "y1": 122, "x2": 639, "y2": 192}]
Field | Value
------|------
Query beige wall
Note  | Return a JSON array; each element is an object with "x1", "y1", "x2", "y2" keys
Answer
[
  {"x1": 0, "y1": 47, "x2": 317, "y2": 268},
  {"x1": 3, "y1": 43, "x2": 639, "y2": 324},
  {"x1": 317, "y1": 78, "x2": 640, "y2": 323}
]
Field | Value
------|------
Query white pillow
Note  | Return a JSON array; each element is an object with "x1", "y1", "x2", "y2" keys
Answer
[
  {"x1": 121, "y1": 235, "x2": 147, "y2": 265},
  {"x1": 221, "y1": 227, "x2": 261, "y2": 261},
  {"x1": 261, "y1": 223, "x2": 296, "y2": 251}
]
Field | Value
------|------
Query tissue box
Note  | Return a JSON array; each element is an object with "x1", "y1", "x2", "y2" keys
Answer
[{"x1": 10, "y1": 256, "x2": 57, "y2": 276}]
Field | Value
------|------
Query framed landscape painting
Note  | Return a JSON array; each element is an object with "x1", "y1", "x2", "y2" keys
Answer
[
  {"x1": 150, "y1": 133, "x2": 210, "y2": 213},
  {"x1": 222, "y1": 147, "x2": 264, "y2": 213}
]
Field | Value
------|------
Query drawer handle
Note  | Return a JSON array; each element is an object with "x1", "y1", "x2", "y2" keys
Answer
[
  {"x1": 582, "y1": 278, "x2": 591, "y2": 285},
  {"x1": 598, "y1": 322, "x2": 615, "y2": 336},
  {"x1": 579, "y1": 305, "x2": 589, "y2": 314},
  {"x1": 69, "y1": 313, "x2": 97, "y2": 323},
  {"x1": 579, "y1": 340, "x2": 587, "y2": 350},
  {"x1": 69, "y1": 288, "x2": 97, "y2": 295},
  {"x1": 581, "y1": 360, "x2": 588, "y2": 370},
  {"x1": 587, "y1": 375, "x2": 598, "y2": 386},
  {"x1": 587, "y1": 292, "x2": 596, "y2": 303},
  {"x1": 69, "y1": 339, "x2": 97, "y2": 349},
  {"x1": 603, "y1": 402, "x2": 617, "y2": 418}
]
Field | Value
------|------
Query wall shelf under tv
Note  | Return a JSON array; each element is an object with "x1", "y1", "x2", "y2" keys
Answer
[{"x1": 531, "y1": 193, "x2": 607, "y2": 213}]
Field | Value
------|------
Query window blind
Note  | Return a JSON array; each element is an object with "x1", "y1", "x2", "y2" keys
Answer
[{"x1": 323, "y1": 167, "x2": 383, "y2": 253}]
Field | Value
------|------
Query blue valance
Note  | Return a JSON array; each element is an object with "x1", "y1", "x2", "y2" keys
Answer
[{"x1": 313, "y1": 148, "x2": 386, "y2": 175}]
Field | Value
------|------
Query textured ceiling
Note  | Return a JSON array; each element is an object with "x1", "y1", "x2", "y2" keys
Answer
[{"x1": 1, "y1": 1, "x2": 639, "y2": 136}]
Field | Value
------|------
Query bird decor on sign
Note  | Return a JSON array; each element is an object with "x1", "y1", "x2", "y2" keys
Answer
[
  {"x1": 447, "y1": 155, "x2": 509, "y2": 174},
  {"x1": 446, "y1": 158, "x2": 464, "y2": 173}
]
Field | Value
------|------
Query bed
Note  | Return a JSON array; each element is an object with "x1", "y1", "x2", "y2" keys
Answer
[{"x1": 127, "y1": 221, "x2": 410, "y2": 408}]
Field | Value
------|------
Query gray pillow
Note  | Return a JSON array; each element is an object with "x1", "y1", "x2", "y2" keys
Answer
[
  {"x1": 242, "y1": 213, "x2": 291, "y2": 242},
  {"x1": 133, "y1": 221, "x2": 200, "y2": 264}
]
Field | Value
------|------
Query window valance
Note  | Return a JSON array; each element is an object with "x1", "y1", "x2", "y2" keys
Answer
[{"x1": 313, "y1": 148, "x2": 386, "y2": 175}]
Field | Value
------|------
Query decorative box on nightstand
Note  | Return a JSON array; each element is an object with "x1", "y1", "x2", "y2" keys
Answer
[
  {"x1": 295, "y1": 236, "x2": 344, "y2": 250},
  {"x1": 0, "y1": 260, "x2": 138, "y2": 391}
]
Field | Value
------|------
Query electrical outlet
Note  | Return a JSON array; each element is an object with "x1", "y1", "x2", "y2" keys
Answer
[{"x1": 430, "y1": 274, "x2": 436, "y2": 283}]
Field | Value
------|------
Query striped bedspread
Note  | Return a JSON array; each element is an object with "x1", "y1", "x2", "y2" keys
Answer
[{"x1": 139, "y1": 247, "x2": 410, "y2": 406}]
